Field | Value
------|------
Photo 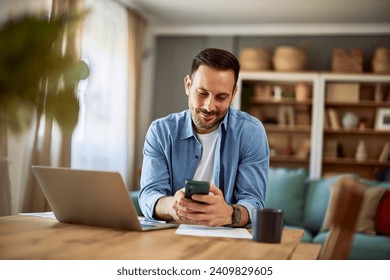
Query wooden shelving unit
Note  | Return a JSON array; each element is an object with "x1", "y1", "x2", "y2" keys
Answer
[
  {"x1": 320, "y1": 73, "x2": 390, "y2": 180},
  {"x1": 234, "y1": 71, "x2": 390, "y2": 181}
]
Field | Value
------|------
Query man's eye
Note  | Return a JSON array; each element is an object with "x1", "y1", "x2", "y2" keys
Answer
[{"x1": 217, "y1": 96, "x2": 228, "y2": 101}]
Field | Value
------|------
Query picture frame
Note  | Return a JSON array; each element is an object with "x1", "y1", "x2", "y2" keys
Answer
[{"x1": 375, "y1": 108, "x2": 390, "y2": 131}]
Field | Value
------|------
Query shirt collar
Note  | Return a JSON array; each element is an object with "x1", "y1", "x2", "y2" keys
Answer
[{"x1": 181, "y1": 107, "x2": 231, "y2": 140}]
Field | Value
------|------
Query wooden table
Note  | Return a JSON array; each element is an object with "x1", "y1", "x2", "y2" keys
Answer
[{"x1": 0, "y1": 215, "x2": 311, "y2": 260}]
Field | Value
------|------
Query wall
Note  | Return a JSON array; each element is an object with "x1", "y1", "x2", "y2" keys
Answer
[{"x1": 149, "y1": 34, "x2": 390, "y2": 121}]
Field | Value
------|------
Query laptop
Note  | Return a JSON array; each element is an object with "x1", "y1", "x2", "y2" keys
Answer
[{"x1": 31, "y1": 166, "x2": 177, "y2": 231}]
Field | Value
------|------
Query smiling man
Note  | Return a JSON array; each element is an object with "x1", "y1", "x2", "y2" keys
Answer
[{"x1": 139, "y1": 48, "x2": 269, "y2": 227}]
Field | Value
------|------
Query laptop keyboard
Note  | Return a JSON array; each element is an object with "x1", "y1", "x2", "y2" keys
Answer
[{"x1": 140, "y1": 222, "x2": 157, "y2": 228}]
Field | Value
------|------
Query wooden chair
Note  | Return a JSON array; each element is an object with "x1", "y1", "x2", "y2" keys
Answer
[{"x1": 319, "y1": 176, "x2": 365, "y2": 260}]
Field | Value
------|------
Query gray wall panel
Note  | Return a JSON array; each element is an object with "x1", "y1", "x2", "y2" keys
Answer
[{"x1": 152, "y1": 37, "x2": 206, "y2": 120}]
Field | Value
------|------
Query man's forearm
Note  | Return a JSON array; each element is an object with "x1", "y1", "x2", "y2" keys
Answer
[{"x1": 154, "y1": 196, "x2": 174, "y2": 221}]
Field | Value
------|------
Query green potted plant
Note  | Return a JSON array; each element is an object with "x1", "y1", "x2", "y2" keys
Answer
[
  {"x1": 0, "y1": 13, "x2": 89, "y2": 214},
  {"x1": 0, "y1": 14, "x2": 89, "y2": 136}
]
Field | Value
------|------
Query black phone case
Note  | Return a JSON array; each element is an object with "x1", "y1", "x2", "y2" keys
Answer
[{"x1": 184, "y1": 180, "x2": 210, "y2": 199}]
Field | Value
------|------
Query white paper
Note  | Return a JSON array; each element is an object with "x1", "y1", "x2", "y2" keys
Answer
[
  {"x1": 175, "y1": 224, "x2": 252, "y2": 239},
  {"x1": 19, "y1": 212, "x2": 56, "y2": 219}
]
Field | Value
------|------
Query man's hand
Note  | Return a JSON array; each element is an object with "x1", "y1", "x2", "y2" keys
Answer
[
  {"x1": 154, "y1": 184, "x2": 249, "y2": 227},
  {"x1": 154, "y1": 188, "x2": 186, "y2": 221},
  {"x1": 176, "y1": 184, "x2": 233, "y2": 227}
]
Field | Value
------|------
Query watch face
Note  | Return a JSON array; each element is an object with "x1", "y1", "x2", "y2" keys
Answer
[{"x1": 233, "y1": 205, "x2": 241, "y2": 224}]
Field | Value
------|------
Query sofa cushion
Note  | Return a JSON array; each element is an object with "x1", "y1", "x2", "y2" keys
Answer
[
  {"x1": 321, "y1": 179, "x2": 386, "y2": 234},
  {"x1": 356, "y1": 187, "x2": 386, "y2": 234},
  {"x1": 313, "y1": 232, "x2": 390, "y2": 260},
  {"x1": 130, "y1": 191, "x2": 143, "y2": 216},
  {"x1": 375, "y1": 190, "x2": 390, "y2": 236},
  {"x1": 303, "y1": 176, "x2": 340, "y2": 234},
  {"x1": 265, "y1": 168, "x2": 307, "y2": 227}
]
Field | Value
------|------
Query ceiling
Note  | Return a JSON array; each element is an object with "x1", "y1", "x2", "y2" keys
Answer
[{"x1": 126, "y1": 0, "x2": 390, "y2": 25}]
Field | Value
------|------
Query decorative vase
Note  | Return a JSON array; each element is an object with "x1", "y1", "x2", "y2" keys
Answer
[
  {"x1": 342, "y1": 112, "x2": 359, "y2": 129},
  {"x1": 355, "y1": 141, "x2": 367, "y2": 161},
  {"x1": 295, "y1": 82, "x2": 311, "y2": 101}
]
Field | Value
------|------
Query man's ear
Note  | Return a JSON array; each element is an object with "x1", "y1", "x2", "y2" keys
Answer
[{"x1": 184, "y1": 75, "x2": 191, "y2": 96}]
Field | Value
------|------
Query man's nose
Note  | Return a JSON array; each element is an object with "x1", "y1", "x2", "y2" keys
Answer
[{"x1": 204, "y1": 96, "x2": 215, "y2": 112}]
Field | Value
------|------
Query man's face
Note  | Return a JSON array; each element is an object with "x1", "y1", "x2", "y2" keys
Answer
[{"x1": 184, "y1": 65, "x2": 237, "y2": 134}]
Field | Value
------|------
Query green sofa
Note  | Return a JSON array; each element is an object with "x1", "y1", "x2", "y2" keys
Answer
[
  {"x1": 131, "y1": 168, "x2": 390, "y2": 260},
  {"x1": 266, "y1": 168, "x2": 390, "y2": 260}
]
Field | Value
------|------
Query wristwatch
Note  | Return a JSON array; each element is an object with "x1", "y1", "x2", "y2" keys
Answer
[{"x1": 230, "y1": 204, "x2": 241, "y2": 226}]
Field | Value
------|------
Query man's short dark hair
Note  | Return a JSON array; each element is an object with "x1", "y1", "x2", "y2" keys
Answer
[{"x1": 190, "y1": 48, "x2": 240, "y2": 89}]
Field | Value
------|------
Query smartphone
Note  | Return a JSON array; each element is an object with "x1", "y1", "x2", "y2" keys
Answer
[{"x1": 184, "y1": 179, "x2": 210, "y2": 199}]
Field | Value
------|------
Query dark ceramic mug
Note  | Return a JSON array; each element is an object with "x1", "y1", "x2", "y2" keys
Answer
[{"x1": 252, "y1": 208, "x2": 284, "y2": 243}]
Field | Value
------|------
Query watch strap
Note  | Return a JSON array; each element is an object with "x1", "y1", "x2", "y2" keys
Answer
[{"x1": 229, "y1": 204, "x2": 241, "y2": 226}]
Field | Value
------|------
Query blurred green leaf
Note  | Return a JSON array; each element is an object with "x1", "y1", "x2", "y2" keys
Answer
[
  {"x1": 46, "y1": 90, "x2": 79, "y2": 134},
  {"x1": 0, "y1": 96, "x2": 35, "y2": 134},
  {"x1": 0, "y1": 14, "x2": 89, "y2": 136}
]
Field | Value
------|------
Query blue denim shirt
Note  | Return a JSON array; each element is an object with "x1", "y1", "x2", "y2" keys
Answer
[{"x1": 139, "y1": 107, "x2": 269, "y2": 223}]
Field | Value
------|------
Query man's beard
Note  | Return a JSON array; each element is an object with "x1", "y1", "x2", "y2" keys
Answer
[{"x1": 192, "y1": 108, "x2": 221, "y2": 130}]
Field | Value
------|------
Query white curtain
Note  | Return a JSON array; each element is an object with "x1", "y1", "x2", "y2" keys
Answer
[{"x1": 71, "y1": 0, "x2": 130, "y2": 184}]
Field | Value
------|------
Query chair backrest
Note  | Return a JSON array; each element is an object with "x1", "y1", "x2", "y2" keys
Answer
[{"x1": 319, "y1": 176, "x2": 365, "y2": 260}]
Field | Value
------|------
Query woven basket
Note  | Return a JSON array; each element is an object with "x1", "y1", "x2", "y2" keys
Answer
[
  {"x1": 239, "y1": 48, "x2": 271, "y2": 71},
  {"x1": 372, "y1": 48, "x2": 390, "y2": 74},
  {"x1": 273, "y1": 46, "x2": 307, "y2": 72}
]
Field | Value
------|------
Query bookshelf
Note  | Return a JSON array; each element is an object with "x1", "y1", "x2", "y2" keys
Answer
[
  {"x1": 319, "y1": 73, "x2": 390, "y2": 180},
  {"x1": 234, "y1": 71, "x2": 390, "y2": 180}
]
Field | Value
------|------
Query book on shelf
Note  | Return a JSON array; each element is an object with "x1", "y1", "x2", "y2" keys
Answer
[
  {"x1": 324, "y1": 112, "x2": 329, "y2": 128},
  {"x1": 277, "y1": 106, "x2": 286, "y2": 125},
  {"x1": 285, "y1": 106, "x2": 295, "y2": 127},
  {"x1": 327, "y1": 108, "x2": 341, "y2": 129},
  {"x1": 379, "y1": 142, "x2": 390, "y2": 162},
  {"x1": 295, "y1": 107, "x2": 311, "y2": 126},
  {"x1": 325, "y1": 140, "x2": 338, "y2": 158},
  {"x1": 277, "y1": 105, "x2": 295, "y2": 127}
]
